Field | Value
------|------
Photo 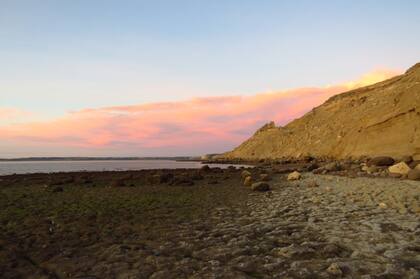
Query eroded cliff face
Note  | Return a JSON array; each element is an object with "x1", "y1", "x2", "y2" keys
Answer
[{"x1": 222, "y1": 63, "x2": 420, "y2": 160}]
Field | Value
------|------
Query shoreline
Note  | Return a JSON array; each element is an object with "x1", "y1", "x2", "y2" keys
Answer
[{"x1": 1, "y1": 163, "x2": 419, "y2": 278}]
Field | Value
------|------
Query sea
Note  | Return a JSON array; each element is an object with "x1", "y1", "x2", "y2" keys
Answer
[{"x1": 0, "y1": 160, "x2": 247, "y2": 176}]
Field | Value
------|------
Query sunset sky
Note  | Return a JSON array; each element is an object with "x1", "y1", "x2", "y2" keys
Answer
[{"x1": 1, "y1": 1, "x2": 419, "y2": 157}]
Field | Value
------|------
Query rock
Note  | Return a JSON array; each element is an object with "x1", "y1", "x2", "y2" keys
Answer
[
  {"x1": 388, "y1": 162, "x2": 411, "y2": 175},
  {"x1": 312, "y1": 168, "x2": 324, "y2": 174},
  {"x1": 389, "y1": 172, "x2": 402, "y2": 178},
  {"x1": 367, "y1": 156, "x2": 395, "y2": 167},
  {"x1": 170, "y1": 176, "x2": 195, "y2": 186},
  {"x1": 306, "y1": 180, "x2": 319, "y2": 187},
  {"x1": 152, "y1": 173, "x2": 174, "y2": 184},
  {"x1": 409, "y1": 160, "x2": 420, "y2": 169},
  {"x1": 416, "y1": 164, "x2": 420, "y2": 170},
  {"x1": 407, "y1": 169, "x2": 420, "y2": 181},
  {"x1": 251, "y1": 182, "x2": 270, "y2": 192},
  {"x1": 190, "y1": 172, "x2": 204, "y2": 180},
  {"x1": 307, "y1": 162, "x2": 319, "y2": 171},
  {"x1": 287, "y1": 171, "x2": 301, "y2": 181},
  {"x1": 243, "y1": 176, "x2": 253, "y2": 187},
  {"x1": 241, "y1": 170, "x2": 252, "y2": 179},
  {"x1": 399, "y1": 155, "x2": 413, "y2": 164},
  {"x1": 227, "y1": 166, "x2": 237, "y2": 171},
  {"x1": 111, "y1": 179, "x2": 125, "y2": 187},
  {"x1": 366, "y1": 166, "x2": 378, "y2": 174},
  {"x1": 200, "y1": 165, "x2": 211, "y2": 172},
  {"x1": 51, "y1": 186, "x2": 63, "y2": 193},
  {"x1": 327, "y1": 263, "x2": 343, "y2": 276},
  {"x1": 259, "y1": 173, "x2": 271, "y2": 181},
  {"x1": 324, "y1": 162, "x2": 341, "y2": 171},
  {"x1": 379, "y1": 202, "x2": 388, "y2": 209}
]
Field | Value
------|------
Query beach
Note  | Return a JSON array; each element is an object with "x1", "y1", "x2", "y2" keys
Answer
[{"x1": 1, "y1": 162, "x2": 419, "y2": 278}]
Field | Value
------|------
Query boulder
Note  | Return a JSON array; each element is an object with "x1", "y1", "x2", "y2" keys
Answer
[
  {"x1": 388, "y1": 162, "x2": 411, "y2": 175},
  {"x1": 190, "y1": 172, "x2": 204, "y2": 180},
  {"x1": 111, "y1": 179, "x2": 126, "y2": 187},
  {"x1": 312, "y1": 168, "x2": 323, "y2": 174},
  {"x1": 409, "y1": 160, "x2": 420, "y2": 169},
  {"x1": 155, "y1": 173, "x2": 174, "y2": 183},
  {"x1": 259, "y1": 173, "x2": 271, "y2": 181},
  {"x1": 287, "y1": 171, "x2": 301, "y2": 181},
  {"x1": 306, "y1": 180, "x2": 319, "y2": 187},
  {"x1": 366, "y1": 166, "x2": 378, "y2": 174},
  {"x1": 170, "y1": 175, "x2": 195, "y2": 186},
  {"x1": 200, "y1": 165, "x2": 211, "y2": 172},
  {"x1": 243, "y1": 176, "x2": 253, "y2": 187},
  {"x1": 307, "y1": 162, "x2": 319, "y2": 171},
  {"x1": 251, "y1": 182, "x2": 270, "y2": 192},
  {"x1": 241, "y1": 170, "x2": 252, "y2": 179},
  {"x1": 399, "y1": 155, "x2": 413, "y2": 164},
  {"x1": 407, "y1": 169, "x2": 420, "y2": 181},
  {"x1": 326, "y1": 263, "x2": 343, "y2": 276},
  {"x1": 324, "y1": 162, "x2": 341, "y2": 172},
  {"x1": 51, "y1": 186, "x2": 64, "y2": 193},
  {"x1": 367, "y1": 156, "x2": 395, "y2": 167}
]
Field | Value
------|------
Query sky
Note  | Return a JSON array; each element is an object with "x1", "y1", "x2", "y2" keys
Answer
[{"x1": 0, "y1": 0, "x2": 419, "y2": 157}]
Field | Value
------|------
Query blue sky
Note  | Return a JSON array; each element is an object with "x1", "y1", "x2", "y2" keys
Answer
[{"x1": 1, "y1": 0, "x2": 419, "y2": 116}]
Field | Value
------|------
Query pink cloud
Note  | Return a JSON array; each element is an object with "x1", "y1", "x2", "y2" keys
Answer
[{"x1": 0, "y1": 69, "x2": 400, "y2": 156}]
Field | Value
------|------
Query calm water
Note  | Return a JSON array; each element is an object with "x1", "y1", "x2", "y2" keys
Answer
[{"x1": 0, "y1": 160, "x2": 247, "y2": 175}]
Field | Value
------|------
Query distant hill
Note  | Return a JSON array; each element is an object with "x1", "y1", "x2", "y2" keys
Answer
[{"x1": 220, "y1": 63, "x2": 420, "y2": 160}]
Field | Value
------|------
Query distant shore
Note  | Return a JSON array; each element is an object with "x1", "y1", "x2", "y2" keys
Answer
[{"x1": 0, "y1": 156, "x2": 197, "y2": 162}]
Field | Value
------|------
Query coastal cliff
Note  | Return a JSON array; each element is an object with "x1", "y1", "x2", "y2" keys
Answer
[{"x1": 221, "y1": 63, "x2": 420, "y2": 160}]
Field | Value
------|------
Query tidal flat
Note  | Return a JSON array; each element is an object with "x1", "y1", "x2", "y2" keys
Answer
[{"x1": 0, "y1": 164, "x2": 419, "y2": 278}]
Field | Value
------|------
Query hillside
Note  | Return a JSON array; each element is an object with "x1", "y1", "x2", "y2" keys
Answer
[{"x1": 221, "y1": 63, "x2": 420, "y2": 160}]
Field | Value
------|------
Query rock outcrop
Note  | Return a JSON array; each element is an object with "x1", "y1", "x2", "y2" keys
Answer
[{"x1": 221, "y1": 63, "x2": 420, "y2": 160}]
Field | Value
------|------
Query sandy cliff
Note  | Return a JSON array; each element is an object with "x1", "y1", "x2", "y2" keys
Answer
[{"x1": 222, "y1": 63, "x2": 420, "y2": 160}]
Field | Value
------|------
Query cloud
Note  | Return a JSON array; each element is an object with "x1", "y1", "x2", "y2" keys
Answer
[
  {"x1": 0, "y1": 108, "x2": 34, "y2": 125},
  {"x1": 0, "y1": 69, "x2": 400, "y2": 156}
]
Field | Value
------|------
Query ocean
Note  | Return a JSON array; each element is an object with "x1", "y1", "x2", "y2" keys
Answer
[{"x1": 0, "y1": 160, "x2": 246, "y2": 176}]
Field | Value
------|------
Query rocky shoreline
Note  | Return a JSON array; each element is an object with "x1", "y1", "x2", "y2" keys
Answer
[{"x1": 0, "y1": 160, "x2": 419, "y2": 278}]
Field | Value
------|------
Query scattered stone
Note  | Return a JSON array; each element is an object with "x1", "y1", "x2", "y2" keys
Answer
[
  {"x1": 327, "y1": 263, "x2": 343, "y2": 276},
  {"x1": 312, "y1": 168, "x2": 324, "y2": 174},
  {"x1": 51, "y1": 186, "x2": 63, "y2": 193},
  {"x1": 409, "y1": 160, "x2": 420, "y2": 169},
  {"x1": 324, "y1": 162, "x2": 341, "y2": 172},
  {"x1": 241, "y1": 170, "x2": 252, "y2": 179},
  {"x1": 307, "y1": 162, "x2": 319, "y2": 171},
  {"x1": 306, "y1": 180, "x2": 319, "y2": 187},
  {"x1": 366, "y1": 166, "x2": 378, "y2": 174},
  {"x1": 251, "y1": 182, "x2": 270, "y2": 192},
  {"x1": 287, "y1": 171, "x2": 301, "y2": 181},
  {"x1": 243, "y1": 176, "x2": 253, "y2": 187},
  {"x1": 399, "y1": 155, "x2": 413, "y2": 164},
  {"x1": 389, "y1": 172, "x2": 402, "y2": 178},
  {"x1": 379, "y1": 202, "x2": 388, "y2": 209},
  {"x1": 260, "y1": 173, "x2": 271, "y2": 181},
  {"x1": 367, "y1": 156, "x2": 395, "y2": 167},
  {"x1": 190, "y1": 172, "x2": 204, "y2": 180},
  {"x1": 111, "y1": 179, "x2": 126, "y2": 187},
  {"x1": 200, "y1": 165, "x2": 211, "y2": 172},
  {"x1": 361, "y1": 164, "x2": 368, "y2": 172},
  {"x1": 152, "y1": 173, "x2": 174, "y2": 184},
  {"x1": 170, "y1": 175, "x2": 195, "y2": 186},
  {"x1": 407, "y1": 169, "x2": 420, "y2": 181},
  {"x1": 227, "y1": 166, "x2": 237, "y2": 171},
  {"x1": 388, "y1": 162, "x2": 411, "y2": 175}
]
